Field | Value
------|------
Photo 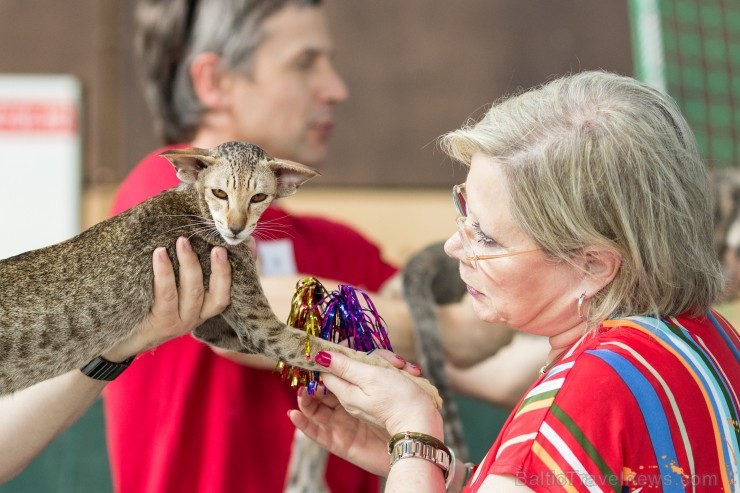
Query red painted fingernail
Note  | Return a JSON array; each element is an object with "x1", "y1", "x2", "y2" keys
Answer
[
  {"x1": 315, "y1": 351, "x2": 332, "y2": 368},
  {"x1": 410, "y1": 363, "x2": 422, "y2": 374},
  {"x1": 395, "y1": 355, "x2": 407, "y2": 364}
]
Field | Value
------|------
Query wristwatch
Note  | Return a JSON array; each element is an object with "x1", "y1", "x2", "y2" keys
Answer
[
  {"x1": 388, "y1": 432, "x2": 452, "y2": 481},
  {"x1": 80, "y1": 355, "x2": 135, "y2": 381}
]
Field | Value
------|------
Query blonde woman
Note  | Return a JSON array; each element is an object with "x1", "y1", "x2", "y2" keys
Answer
[{"x1": 290, "y1": 71, "x2": 740, "y2": 492}]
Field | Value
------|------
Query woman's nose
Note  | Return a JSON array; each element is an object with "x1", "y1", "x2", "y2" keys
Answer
[{"x1": 444, "y1": 231, "x2": 464, "y2": 261}]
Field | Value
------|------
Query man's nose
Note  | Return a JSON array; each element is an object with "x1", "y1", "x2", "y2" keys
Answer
[{"x1": 319, "y1": 63, "x2": 349, "y2": 103}]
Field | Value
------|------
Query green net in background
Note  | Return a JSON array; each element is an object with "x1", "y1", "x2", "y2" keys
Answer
[{"x1": 630, "y1": 0, "x2": 740, "y2": 169}]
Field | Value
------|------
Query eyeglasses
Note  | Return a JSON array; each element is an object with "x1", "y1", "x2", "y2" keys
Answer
[{"x1": 452, "y1": 183, "x2": 541, "y2": 268}]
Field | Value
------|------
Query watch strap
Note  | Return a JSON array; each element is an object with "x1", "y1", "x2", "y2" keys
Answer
[{"x1": 80, "y1": 355, "x2": 135, "y2": 381}]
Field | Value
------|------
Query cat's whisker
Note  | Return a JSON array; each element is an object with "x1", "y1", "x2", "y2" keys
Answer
[
  {"x1": 253, "y1": 229, "x2": 283, "y2": 241},
  {"x1": 189, "y1": 228, "x2": 221, "y2": 241},
  {"x1": 157, "y1": 213, "x2": 214, "y2": 226},
  {"x1": 259, "y1": 212, "x2": 291, "y2": 223},
  {"x1": 157, "y1": 212, "x2": 211, "y2": 221},
  {"x1": 185, "y1": 225, "x2": 210, "y2": 235},
  {"x1": 258, "y1": 230, "x2": 295, "y2": 241},
  {"x1": 254, "y1": 224, "x2": 293, "y2": 238},
  {"x1": 160, "y1": 224, "x2": 201, "y2": 236}
]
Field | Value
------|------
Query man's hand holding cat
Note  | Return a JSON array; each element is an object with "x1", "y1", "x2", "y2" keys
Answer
[{"x1": 103, "y1": 237, "x2": 232, "y2": 362}]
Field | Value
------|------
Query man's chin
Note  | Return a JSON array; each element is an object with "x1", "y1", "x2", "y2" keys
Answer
[{"x1": 293, "y1": 145, "x2": 328, "y2": 169}]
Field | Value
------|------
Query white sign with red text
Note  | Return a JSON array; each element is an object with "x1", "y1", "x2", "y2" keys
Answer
[{"x1": 0, "y1": 75, "x2": 82, "y2": 260}]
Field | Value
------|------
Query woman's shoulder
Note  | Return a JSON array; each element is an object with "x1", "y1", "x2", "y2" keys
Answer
[{"x1": 574, "y1": 312, "x2": 739, "y2": 377}]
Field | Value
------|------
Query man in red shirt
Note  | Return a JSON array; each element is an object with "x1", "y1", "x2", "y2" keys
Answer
[{"x1": 104, "y1": 1, "x2": 539, "y2": 492}]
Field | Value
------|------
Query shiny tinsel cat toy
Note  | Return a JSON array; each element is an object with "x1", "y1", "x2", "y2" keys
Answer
[{"x1": 276, "y1": 277, "x2": 393, "y2": 394}]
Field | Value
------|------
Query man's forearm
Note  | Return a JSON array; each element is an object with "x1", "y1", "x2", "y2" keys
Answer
[{"x1": 0, "y1": 370, "x2": 106, "y2": 483}]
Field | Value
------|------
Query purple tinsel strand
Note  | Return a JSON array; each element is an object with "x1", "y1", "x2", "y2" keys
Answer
[{"x1": 319, "y1": 285, "x2": 393, "y2": 353}]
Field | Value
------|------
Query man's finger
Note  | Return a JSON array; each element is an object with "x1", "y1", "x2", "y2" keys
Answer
[
  {"x1": 151, "y1": 247, "x2": 178, "y2": 316},
  {"x1": 201, "y1": 247, "x2": 231, "y2": 320},
  {"x1": 176, "y1": 236, "x2": 205, "y2": 322}
]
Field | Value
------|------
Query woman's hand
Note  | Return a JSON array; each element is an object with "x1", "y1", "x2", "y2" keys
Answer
[
  {"x1": 288, "y1": 349, "x2": 443, "y2": 476},
  {"x1": 104, "y1": 237, "x2": 232, "y2": 361},
  {"x1": 290, "y1": 387, "x2": 392, "y2": 476}
]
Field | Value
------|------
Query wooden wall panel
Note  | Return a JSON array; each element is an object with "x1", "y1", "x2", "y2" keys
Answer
[
  {"x1": 0, "y1": 0, "x2": 125, "y2": 185},
  {"x1": 323, "y1": 0, "x2": 633, "y2": 187},
  {"x1": 0, "y1": 1, "x2": 632, "y2": 188}
]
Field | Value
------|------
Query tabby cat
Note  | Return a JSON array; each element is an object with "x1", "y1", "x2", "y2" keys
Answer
[
  {"x1": 402, "y1": 241, "x2": 471, "y2": 460},
  {"x1": 0, "y1": 141, "x2": 441, "y2": 408}
]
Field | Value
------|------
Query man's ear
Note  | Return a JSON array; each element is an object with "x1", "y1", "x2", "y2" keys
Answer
[
  {"x1": 268, "y1": 159, "x2": 321, "y2": 197},
  {"x1": 190, "y1": 52, "x2": 227, "y2": 110},
  {"x1": 576, "y1": 246, "x2": 622, "y2": 293},
  {"x1": 160, "y1": 147, "x2": 217, "y2": 183}
]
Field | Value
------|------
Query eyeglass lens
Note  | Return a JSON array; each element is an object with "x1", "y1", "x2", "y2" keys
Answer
[
  {"x1": 455, "y1": 217, "x2": 480, "y2": 267},
  {"x1": 453, "y1": 184, "x2": 468, "y2": 218},
  {"x1": 453, "y1": 184, "x2": 477, "y2": 265}
]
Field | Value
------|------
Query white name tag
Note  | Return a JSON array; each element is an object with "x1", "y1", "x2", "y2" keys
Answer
[{"x1": 257, "y1": 239, "x2": 297, "y2": 277}]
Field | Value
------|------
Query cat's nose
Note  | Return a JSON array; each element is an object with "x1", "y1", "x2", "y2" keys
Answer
[{"x1": 229, "y1": 226, "x2": 243, "y2": 236}]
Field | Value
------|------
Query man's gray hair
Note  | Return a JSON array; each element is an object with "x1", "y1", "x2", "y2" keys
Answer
[{"x1": 135, "y1": 0, "x2": 322, "y2": 144}]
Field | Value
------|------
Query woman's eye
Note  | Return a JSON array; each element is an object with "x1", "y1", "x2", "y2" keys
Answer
[
  {"x1": 251, "y1": 193, "x2": 268, "y2": 203},
  {"x1": 472, "y1": 222, "x2": 498, "y2": 248},
  {"x1": 212, "y1": 189, "x2": 228, "y2": 200}
]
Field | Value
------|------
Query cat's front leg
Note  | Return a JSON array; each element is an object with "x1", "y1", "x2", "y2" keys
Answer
[
  {"x1": 217, "y1": 300, "x2": 444, "y2": 409},
  {"x1": 279, "y1": 327, "x2": 444, "y2": 410},
  {"x1": 192, "y1": 315, "x2": 243, "y2": 352}
]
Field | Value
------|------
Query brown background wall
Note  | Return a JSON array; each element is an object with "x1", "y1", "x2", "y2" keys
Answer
[
  {"x1": 324, "y1": 1, "x2": 633, "y2": 186},
  {"x1": 0, "y1": 0, "x2": 632, "y2": 189}
]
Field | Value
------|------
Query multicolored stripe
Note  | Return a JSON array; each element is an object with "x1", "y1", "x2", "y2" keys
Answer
[
  {"x1": 585, "y1": 348, "x2": 685, "y2": 492},
  {"x1": 470, "y1": 312, "x2": 739, "y2": 493},
  {"x1": 602, "y1": 314, "x2": 740, "y2": 492}
]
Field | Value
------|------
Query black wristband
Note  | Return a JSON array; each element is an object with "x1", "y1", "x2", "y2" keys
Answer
[{"x1": 80, "y1": 355, "x2": 135, "y2": 381}]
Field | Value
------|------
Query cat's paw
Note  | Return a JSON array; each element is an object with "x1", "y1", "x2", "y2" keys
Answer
[
  {"x1": 354, "y1": 350, "x2": 443, "y2": 410},
  {"x1": 403, "y1": 373, "x2": 443, "y2": 409},
  {"x1": 306, "y1": 337, "x2": 444, "y2": 409}
]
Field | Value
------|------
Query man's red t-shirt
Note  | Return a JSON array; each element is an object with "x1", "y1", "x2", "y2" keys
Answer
[{"x1": 103, "y1": 146, "x2": 396, "y2": 492}]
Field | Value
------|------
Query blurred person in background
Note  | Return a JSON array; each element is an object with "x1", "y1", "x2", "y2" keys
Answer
[
  {"x1": 290, "y1": 70, "x2": 740, "y2": 493},
  {"x1": 104, "y1": 0, "x2": 548, "y2": 492}
]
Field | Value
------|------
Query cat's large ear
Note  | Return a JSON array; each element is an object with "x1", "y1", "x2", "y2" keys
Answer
[
  {"x1": 268, "y1": 159, "x2": 321, "y2": 197},
  {"x1": 160, "y1": 147, "x2": 217, "y2": 184}
]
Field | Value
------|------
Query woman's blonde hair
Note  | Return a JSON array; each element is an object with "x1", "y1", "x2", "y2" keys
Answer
[{"x1": 441, "y1": 70, "x2": 724, "y2": 322}]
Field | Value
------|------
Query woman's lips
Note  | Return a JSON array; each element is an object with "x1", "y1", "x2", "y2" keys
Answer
[{"x1": 466, "y1": 283, "x2": 483, "y2": 298}]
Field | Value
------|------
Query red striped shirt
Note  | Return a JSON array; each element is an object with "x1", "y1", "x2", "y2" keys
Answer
[{"x1": 465, "y1": 311, "x2": 740, "y2": 493}]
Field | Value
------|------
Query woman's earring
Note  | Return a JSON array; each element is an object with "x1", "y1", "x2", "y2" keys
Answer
[{"x1": 577, "y1": 292, "x2": 587, "y2": 321}]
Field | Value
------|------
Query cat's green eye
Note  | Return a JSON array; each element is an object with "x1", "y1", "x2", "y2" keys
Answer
[
  {"x1": 251, "y1": 193, "x2": 268, "y2": 203},
  {"x1": 212, "y1": 189, "x2": 228, "y2": 200}
]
